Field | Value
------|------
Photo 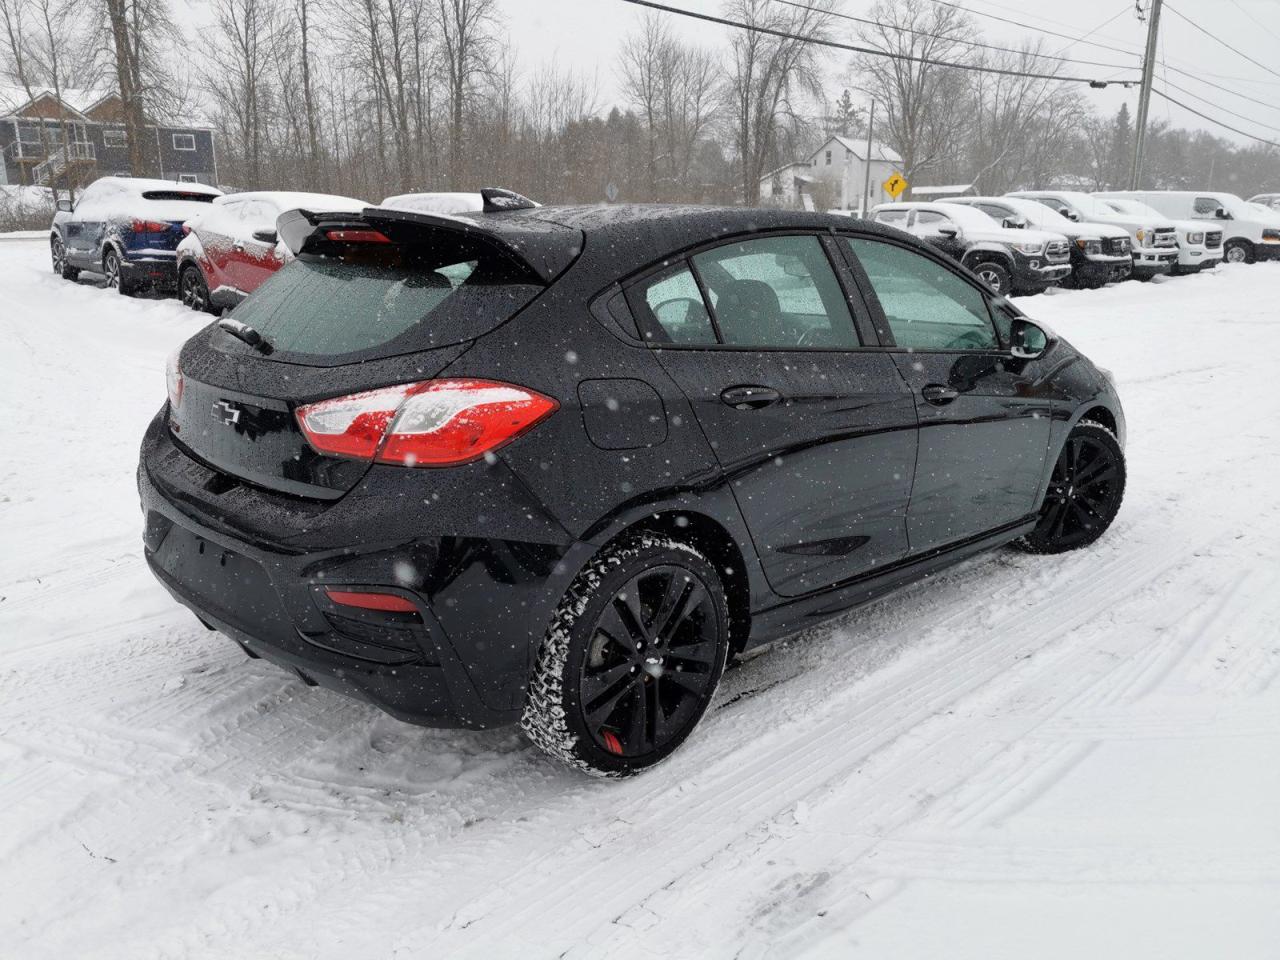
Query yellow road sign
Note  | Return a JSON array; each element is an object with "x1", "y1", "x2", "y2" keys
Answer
[{"x1": 883, "y1": 172, "x2": 908, "y2": 199}]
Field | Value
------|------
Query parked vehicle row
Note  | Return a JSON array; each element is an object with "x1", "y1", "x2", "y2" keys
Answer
[{"x1": 870, "y1": 187, "x2": 1280, "y2": 295}]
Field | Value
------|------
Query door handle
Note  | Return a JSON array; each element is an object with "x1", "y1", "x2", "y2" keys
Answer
[
  {"x1": 720, "y1": 385, "x2": 782, "y2": 409},
  {"x1": 921, "y1": 384, "x2": 960, "y2": 405}
]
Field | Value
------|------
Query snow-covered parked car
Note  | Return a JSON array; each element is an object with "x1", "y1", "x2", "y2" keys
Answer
[
  {"x1": 380, "y1": 189, "x2": 541, "y2": 216},
  {"x1": 1247, "y1": 193, "x2": 1280, "y2": 212},
  {"x1": 175, "y1": 191, "x2": 367, "y2": 312},
  {"x1": 1007, "y1": 190, "x2": 1178, "y2": 281},
  {"x1": 1097, "y1": 190, "x2": 1280, "y2": 265},
  {"x1": 942, "y1": 195, "x2": 1133, "y2": 289},
  {"x1": 50, "y1": 176, "x2": 221, "y2": 295},
  {"x1": 871, "y1": 200, "x2": 1072, "y2": 296},
  {"x1": 1093, "y1": 195, "x2": 1223, "y2": 275}
]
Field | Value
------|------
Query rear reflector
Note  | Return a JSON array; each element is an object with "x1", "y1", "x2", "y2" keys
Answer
[
  {"x1": 296, "y1": 378, "x2": 558, "y2": 467},
  {"x1": 324, "y1": 589, "x2": 418, "y2": 613},
  {"x1": 324, "y1": 229, "x2": 391, "y2": 243}
]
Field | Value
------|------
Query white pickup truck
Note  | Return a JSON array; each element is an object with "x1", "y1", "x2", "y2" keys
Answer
[
  {"x1": 1094, "y1": 196, "x2": 1222, "y2": 274},
  {"x1": 1099, "y1": 191, "x2": 1280, "y2": 265},
  {"x1": 1008, "y1": 190, "x2": 1179, "y2": 280}
]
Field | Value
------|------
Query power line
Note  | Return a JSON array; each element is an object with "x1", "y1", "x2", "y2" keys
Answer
[
  {"x1": 1152, "y1": 89, "x2": 1280, "y2": 149},
  {"x1": 616, "y1": 0, "x2": 1135, "y2": 86},
  {"x1": 917, "y1": 0, "x2": 1143, "y2": 57},
  {"x1": 769, "y1": 0, "x2": 1141, "y2": 73},
  {"x1": 1164, "y1": 3, "x2": 1280, "y2": 83},
  {"x1": 1161, "y1": 62, "x2": 1280, "y2": 115},
  {"x1": 1161, "y1": 77, "x2": 1280, "y2": 138},
  {"x1": 1227, "y1": 0, "x2": 1280, "y2": 47}
]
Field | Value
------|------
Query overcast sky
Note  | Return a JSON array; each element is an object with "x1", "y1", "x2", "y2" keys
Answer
[{"x1": 501, "y1": 0, "x2": 1280, "y2": 148}]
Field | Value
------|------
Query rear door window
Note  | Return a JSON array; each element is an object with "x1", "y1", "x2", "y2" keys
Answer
[
  {"x1": 846, "y1": 237, "x2": 998, "y2": 351},
  {"x1": 691, "y1": 235, "x2": 859, "y2": 349}
]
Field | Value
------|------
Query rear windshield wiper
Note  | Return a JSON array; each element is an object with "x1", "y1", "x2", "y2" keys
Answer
[{"x1": 217, "y1": 317, "x2": 273, "y2": 354}]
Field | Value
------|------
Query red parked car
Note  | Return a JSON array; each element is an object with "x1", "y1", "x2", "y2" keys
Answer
[{"x1": 176, "y1": 191, "x2": 366, "y2": 312}]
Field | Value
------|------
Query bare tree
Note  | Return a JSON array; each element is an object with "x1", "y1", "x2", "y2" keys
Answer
[
  {"x1": 437, "y1": 0, "x2": 496, "y2": 189},
  {"x1": 852, "y1": 0, "x2": 975, "y2": 189},
  {"x1": 723, "y1": 0, "x2": 834, "y2": 204}
]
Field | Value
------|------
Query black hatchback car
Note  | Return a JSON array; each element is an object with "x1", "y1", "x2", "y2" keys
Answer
[{"x1": 140, "y1": 197, "x2": 1127, "y2": 776}]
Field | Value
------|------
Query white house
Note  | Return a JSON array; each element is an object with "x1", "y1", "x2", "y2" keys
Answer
[
  {"x1": 758, "y1": 160, "x2": 814, "y2": 207},
  {"x1": 806, "y1": 135, "x2": 903, "y2": 213}
]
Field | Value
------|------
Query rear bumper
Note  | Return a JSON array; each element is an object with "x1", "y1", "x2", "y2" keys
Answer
[
  {"x1": 122, "y1": 251, "x2": 179, "y2": 286},
  {"x1": 1258, "y1": 243, "x2": 1280, "y2": 262},
  {"x1": 138, "y1": 412, "x2": 594, "y2": 730}
]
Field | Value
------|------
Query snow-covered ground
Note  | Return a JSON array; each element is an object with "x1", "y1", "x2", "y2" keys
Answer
[{"x1": 2, "y1": 239, "x2": 1279, "y2": 959}]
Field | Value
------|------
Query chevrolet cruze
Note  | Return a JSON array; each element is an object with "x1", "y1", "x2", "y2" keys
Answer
[{"x1": 140, "y1": 193, "x2": 1127, "y2": 776}]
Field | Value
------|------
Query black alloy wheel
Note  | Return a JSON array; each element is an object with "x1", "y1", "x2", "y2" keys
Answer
[
  {"x1": 522, "y1": 535, "x2": 730, "y2": 776},
  {"x1": 179, "y1": 265, "x2": 213, "y2": 313},
  {"x1": 1018, "y1": 422, "x2": 1125, "y2": 554}
]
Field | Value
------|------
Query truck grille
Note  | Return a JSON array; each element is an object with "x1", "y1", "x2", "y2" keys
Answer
[
  {"x1": 1108, "y1": 237, "x2": 1132, "y2": 256},
  {"x1": 1205, "y1": 230, "x2": 1223, "y2": 249},
  {"x1": 1045, "y1": 240, "x2": 1070, "y2": 262},
  {"x1": 1153, "y1": 228, "x2": 1177, "y2": 248}
]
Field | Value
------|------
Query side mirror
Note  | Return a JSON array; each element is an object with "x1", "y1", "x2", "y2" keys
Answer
[
  {"x1": 1001, "y1": 217, "x2": 1022, "y2": 229},
  {"x1": 1010, "y1": 317, "x2": 1049, "y2": 360},
  {"x1": 1067, "y1": 211, "x2": 1082, "y2": 222},
  {"x1": 252, "y1": 228, "x2": 278, "y2": 244},
  {"x1": 937, "y1": 226, "x2": 959, "y2": 239},
  {"x1": 56, "y1": 199, "x2": 73, "y2": 212},
  {"x1": 1214, "y1": 208, "x2": 1231, "y2": 220}
]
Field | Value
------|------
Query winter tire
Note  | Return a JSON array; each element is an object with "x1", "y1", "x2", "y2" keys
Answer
[
  {"x1": 51, "y1": 236, "x2": 78, "y2": 280},
  {"x1": 103, "y1": 248, "x2": 135, "y2": 296},
  {"x1": 521, "y1": 534, "x2": 730, "y2": 777},
  {"x1": 1223, "y1": 240, "x2": 1254, "y2": 265},
  {"x1": 1017, "y1": 422, "x2": 1125, "y2": 555},
  {"x1": 179, "y1": 264, "x2": 215, "y2": 313},
  {"x1": 973, "y1": 261, "x2": 1012, "y2": 296}
]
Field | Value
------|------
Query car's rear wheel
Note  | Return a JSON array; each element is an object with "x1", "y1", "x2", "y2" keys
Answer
[
  {"x1": 51, "y1": 236, "x2": 78, "y2": 280},
  {"x1": 522, "y1": 534, "x2": 730, "y2": 776},
  {"x1": 973, "y1": 261, "x2": 1012, "y2": 296},
  {"x1": 103, "y1": 248, "x2": 135, "y2": 296},
  {"x1": 179, "y1": 264, "x2": 215, "y2": 313},
  {"x1": 1017, "y1": 422, "x2": 1125, "y2": 555}
]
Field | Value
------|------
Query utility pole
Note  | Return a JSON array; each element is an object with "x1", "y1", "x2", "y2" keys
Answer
[
  {"x1": 1130, "y1": 0, "x2": 1163, "y2": 189},
  {"x1": 861, "y1": 99, "x2": 876, "y2": 218}
]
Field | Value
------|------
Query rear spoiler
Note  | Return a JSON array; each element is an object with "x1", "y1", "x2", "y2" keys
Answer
[{"x1": 276, "y1": 204, "x2": 580, "y2": 284}]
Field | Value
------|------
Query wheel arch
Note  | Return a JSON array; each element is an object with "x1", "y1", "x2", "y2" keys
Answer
[
  {"x1": 962, "y1": 245, "x2": 1014, "y2": 270},
  {"x1": 585, "y1": 506, "x2": 754, "y2": 654}
]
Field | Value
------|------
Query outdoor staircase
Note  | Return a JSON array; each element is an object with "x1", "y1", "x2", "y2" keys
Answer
[{"x1": 32, "y1": 141, "x2": 95, "y2": 187}]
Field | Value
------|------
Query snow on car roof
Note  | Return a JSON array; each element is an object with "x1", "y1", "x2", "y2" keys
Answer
[
  {"x1": 214, "y1": 191, "x2": 367, "y2": 212},
  {"x1": 90, "y1": 176, "x2": 221, "y2": 197},
  {"x1": 381, "y1": 192, "x2": 491, "y2": 215}
]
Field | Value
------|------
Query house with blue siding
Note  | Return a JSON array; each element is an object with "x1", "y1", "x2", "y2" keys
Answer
[{"x1": 0, "y1": 86, "x2": 217, "y2": 189}]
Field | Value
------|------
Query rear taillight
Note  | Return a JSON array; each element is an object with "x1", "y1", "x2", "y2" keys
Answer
[
  {"x1": 166, "y1": 348, "x2": 184, "y2": 410},
  {"x1": 132, "y1": 218, "x2": 171, "y2": 234},
  {"x1": 295, "y1": 379, "x2": 558, "y2": 467},
  {"x1": 324, "y1": 229, "x2": 390, "y2": 243},
  {"x1": 324, "y1": 589, "x2": 418, "y2": 613}
]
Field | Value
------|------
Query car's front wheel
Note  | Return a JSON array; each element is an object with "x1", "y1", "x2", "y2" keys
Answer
[
  {"x1": 972, "y1": 261, "x2": 1012, "y2": 296},
  {"x1": 51, "y1": 236, "x2": 78, "y2": 280},
  {"x1": 1223, "y1": 240, "x2": 1254, "y2": 265},
  {"x1": 522, "y1": 534, "x2": 730, "y2": 776},
  {"x1": 179, "y1": 264, "x2": 215, "y2": 313},
  {"x1": 1018, "y1": 421, "x2": 1126, "y2": 554}
]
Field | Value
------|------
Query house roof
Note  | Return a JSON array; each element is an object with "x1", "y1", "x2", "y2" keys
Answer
[
  {"x1": 815, "y1": 136, "x2": 903, "y2": 164},
  {"x1": 0, "y1": 85, "x2": 114, "y2": 119},
  {"x1": 758, "y1": 160, "x2": 813, "y2": 182}
]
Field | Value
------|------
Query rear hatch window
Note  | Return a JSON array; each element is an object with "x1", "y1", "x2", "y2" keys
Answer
[{"x1": 220, "y1": 239, "x2": 544, "y2": 366}]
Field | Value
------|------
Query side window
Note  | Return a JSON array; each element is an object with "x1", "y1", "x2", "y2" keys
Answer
[
  {"x1": 846, "y1": 238, "x2": 999, "y2": 351},
  {"x1": 1193, "y1": 197, "x2": 1219, "y2": 218},
  {"x1": 875, "y1": 209, "x2": 909, "y2": 228},
  {"x1": 976, "y1": 203, "x2": 1008, "y2": 222},
  {"x1": 636, "y1": 265, "x2": 717, "y2": 345},
  {"x1": 691, "y1": 235, "x2": 859, "y2": 349},
  {"x1": 912, "y1": 210, "x2": 952, "y2": 238}
]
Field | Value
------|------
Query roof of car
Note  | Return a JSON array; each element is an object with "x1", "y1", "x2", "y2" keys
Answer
[
  {"x1": 216, "y1": 191, "x2": 366, "y2": 210},
  {"x1": 356, "y1": 203, "x2": 904, "y2": 283},
  {"x1": 92, "y1": 176, "x2": 220, "y2": 196}
]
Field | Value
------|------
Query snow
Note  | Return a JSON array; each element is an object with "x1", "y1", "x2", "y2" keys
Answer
[
  {"x1": 71, "y1": 177, "x2": 222, "y2": 224},
  {"x1": 1, "y1": 243, "x2": 1279, "y2": 958}
]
